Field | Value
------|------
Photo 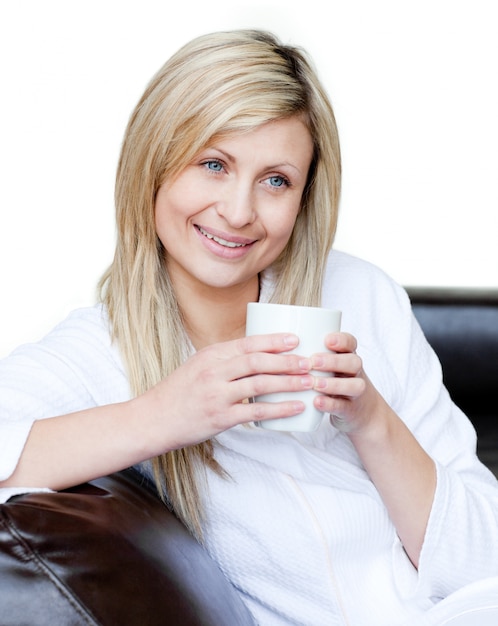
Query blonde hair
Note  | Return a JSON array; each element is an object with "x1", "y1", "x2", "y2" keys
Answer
[{"x1": 99, "y1": 29, "x2": 341, "y2": 538}]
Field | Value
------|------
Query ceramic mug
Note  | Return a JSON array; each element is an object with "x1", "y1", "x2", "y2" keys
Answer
[{"x1": 246, "y1": 302, "x2": 342, "y2": 431}]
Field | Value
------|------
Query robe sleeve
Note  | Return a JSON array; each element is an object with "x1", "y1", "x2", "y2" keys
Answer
[{"x1": 0, "y1": 305, "x2": 130, "y2": 499}]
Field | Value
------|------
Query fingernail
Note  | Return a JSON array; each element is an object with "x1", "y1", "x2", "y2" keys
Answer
[
  {"x1": 299, "y1": 358, "x2": 311, "y2": 370},
  {"x1": 292, "y1": 402, "x2": 305, "y2": 414},
  {"x1": 284, "y1": 334, "x2": 299, "y2": 347},
  {"x1": 315, "y1": 377, "x2": 327, "y2": 389},
  {"x1": 312, "y1": 355, "x2": 324, "y2": 367},
  {"x1": 301, "y1": 375, "x2": 313, "y2": 388}
]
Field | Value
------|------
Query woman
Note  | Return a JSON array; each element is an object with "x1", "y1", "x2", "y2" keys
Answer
[{"x1": 1, "y1": 30, "x2": 498, "y2": 625}]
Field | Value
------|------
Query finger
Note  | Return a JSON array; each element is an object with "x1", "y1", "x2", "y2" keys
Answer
[
  {"x1": 314, "y1": 392, "x2": 356, "y2": 417},
  {"x1": 197, "y1": 333, "x2": 299, "y2": 368},
  {"x1": 323, "y1": 332, "x2": 358, "y2": 354},
  {"x1": 236, "y1": 332, "x2": 300, "y2": 355},
  {"x1": 228, "y1": 352, "x2": 311, "y2": 381},
  {"x1": 313, "y1": 374, "x2": 366, "y2": 398},
  {"x1": 231, "y1": 372, "x2": 314, "y2": 403},
  {"x1": 310, "y1": 352, "x2": 363, "y2": 377},
  {"x1": 231, "y1": 397, "x2": 306, "y2": 425}
]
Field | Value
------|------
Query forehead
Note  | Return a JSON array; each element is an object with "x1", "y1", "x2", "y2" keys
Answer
[{"x1": 203, "y1": 116, "x2": 314, "y2": 158}]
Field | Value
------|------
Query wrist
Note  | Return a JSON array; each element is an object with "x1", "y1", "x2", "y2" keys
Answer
[{"x1": 346, "y1": 397, "x2": 395, "y2": 448}]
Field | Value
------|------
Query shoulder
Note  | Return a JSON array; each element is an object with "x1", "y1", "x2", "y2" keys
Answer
[
  {"x1": 323, "y1": 249, "x2": 405, "y2": 292},
  {"x1": 321, "y1": 251, "x2": 424, "y2": 402},
  {"x1": 0, "y1": 304, "x2": 130, "y2": 417},
  {"x1": 9, "y1": 304, "x2": 117, "y2": 363},
  {"x1": 321, "y1": 250, "x2": 411, "y2": 325},
  {"x1": 40, "y1": 304, "x2": 113, "y2": 347},
  {"x1": 3, "y1": 303, "x2": 126, "y2": 392}
]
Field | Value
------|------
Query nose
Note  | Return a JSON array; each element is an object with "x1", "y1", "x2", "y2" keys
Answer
[{"x1": 215, "y1": 180, "x2": 256, "y2": 228}]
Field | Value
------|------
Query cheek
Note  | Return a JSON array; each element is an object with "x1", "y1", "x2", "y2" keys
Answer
[
  {"x1": 154, "y1": 183, "x2": 191, "y2": 228},
  {"x1": 268, "y1": 205, "x2": 300, "y2": 241},
  {"x1": 259, "y1": 212, "x2": 299, "y2": 266}
]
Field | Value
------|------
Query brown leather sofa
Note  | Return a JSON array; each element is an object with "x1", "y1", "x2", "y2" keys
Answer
[
  {"x1": 0, "y1": 469, "x2": 256, "y2": 626},
  {"x1": 1, "y1": 288, "x2": 497, "y2": 625}
]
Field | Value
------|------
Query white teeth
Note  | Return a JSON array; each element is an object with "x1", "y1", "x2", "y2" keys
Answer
[{"x1": 198, "y1": 226, "x2": 247, "y2": 248}]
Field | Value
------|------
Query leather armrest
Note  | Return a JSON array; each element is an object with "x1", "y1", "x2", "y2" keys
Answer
[{"x1": 0, "y1": 468, "x2": 255, "y2": 625}]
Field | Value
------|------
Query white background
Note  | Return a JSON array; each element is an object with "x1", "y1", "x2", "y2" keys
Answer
[{"x1": 1, "y1": 0, "x2": 497, "y2": 357}]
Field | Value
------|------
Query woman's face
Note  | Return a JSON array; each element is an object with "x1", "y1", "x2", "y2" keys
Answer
[{"x1": 154, "y1": 115, "x2": 314, "y2": 295}]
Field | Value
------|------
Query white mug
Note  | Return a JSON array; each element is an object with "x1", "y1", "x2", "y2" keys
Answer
[{"x1": 246, "y1": 302, "x2": 342, "y2": 431}]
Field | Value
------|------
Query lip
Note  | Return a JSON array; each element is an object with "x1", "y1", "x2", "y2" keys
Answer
[{"x1": 194, "y1": 224, "x2": 257, "y2": 259}]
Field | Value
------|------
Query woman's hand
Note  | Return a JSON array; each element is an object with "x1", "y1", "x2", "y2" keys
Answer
[
  {"x1": 310, "y1": 332, "x2": 385, "y2": 435},
  {"x1": 134, "y1": 333, "x2": 314, "y2": 452}
]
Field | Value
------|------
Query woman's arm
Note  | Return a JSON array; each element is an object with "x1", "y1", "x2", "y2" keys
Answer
[
  {"x1": 2, "y1": 400, "x2": 154, "y2": 492},
  {"x1": 348, "y1": 400, "x2": 436, "y2": 569},
  {"x1": 311, "y1": 331, "x2": 436, "y2": 568},
  {"x1": 1, "y1": 332, "x2": 313, "y2": 491}
]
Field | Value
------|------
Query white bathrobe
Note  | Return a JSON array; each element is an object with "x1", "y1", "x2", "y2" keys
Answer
[{"x1": 1, "y1": 250, "x2": 498, "y2": 625}]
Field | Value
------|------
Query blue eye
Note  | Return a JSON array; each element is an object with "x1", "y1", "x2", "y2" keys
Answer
[
  {"x1": 205, "y1": 160, "x2": 223, "y2": 172},
  {"x1": 268, "y1": 175, "x2": 287, "y2": 187}
]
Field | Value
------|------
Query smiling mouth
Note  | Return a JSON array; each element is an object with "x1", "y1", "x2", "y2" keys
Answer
[{"x1": 196, "y1": 225, "x2": 251, "y2": 248}]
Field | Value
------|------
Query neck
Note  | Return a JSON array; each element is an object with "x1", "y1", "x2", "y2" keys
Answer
[{"x1": 172, "y1": 275, "x2": 260, "y2": 350}]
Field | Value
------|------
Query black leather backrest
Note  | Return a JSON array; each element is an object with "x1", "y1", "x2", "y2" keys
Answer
[{"x1": 407, "y1": 288, "x2": 498, "y2": 417}]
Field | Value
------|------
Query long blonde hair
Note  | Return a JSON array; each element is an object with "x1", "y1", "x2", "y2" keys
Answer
[{"x1": 99, "y1": 29, "x2": 341, "y2": 538}]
